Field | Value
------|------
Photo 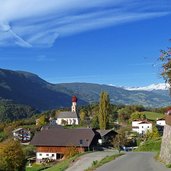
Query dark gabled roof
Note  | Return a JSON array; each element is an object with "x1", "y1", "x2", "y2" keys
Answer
[
  {"x1": 41, "y1": 124, "x2": 64, "y2": 131},
  {"x1": 139, "y1": 121, "x2": 152, "y2": 124},
  {"x1": 12, "y1": 128, "x2": 23, "y2": 133},
  {"x1": 156, "y1": 118, "x2": 165, "y2": 121},
  {"x1": 96, "y1": 129, "x2": 117, "y2": 137},
  {"x1": 57, "y1": 112, "x2": 78, "y2": 119},
  {"x1": 30, "y1": 128, "x2": 95, "y2": 147}
]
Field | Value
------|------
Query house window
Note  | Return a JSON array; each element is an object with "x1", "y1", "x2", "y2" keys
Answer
[
  {"x1": 147, "y1": 126, "x2": 149, "y2": 128},
  {"x1": 39, "y1": 154, "x2": 42, "y2": 156},
  {"x1": 52, "y1": 154, "x2": 54, "y2": 157},
  {"x1": 80, "y1": 139, "x2": 83, "y2": 145},
  {"x1": 46, "y1": 154, "x2": 49, "y2": 156},
  {"x1": 142, "y1": 126, "x2": 143, "y2": 128}
]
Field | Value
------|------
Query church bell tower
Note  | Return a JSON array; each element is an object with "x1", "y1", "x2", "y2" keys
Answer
[{"x1": 71, "y1": 96, "x2": 77, "y2": 112}]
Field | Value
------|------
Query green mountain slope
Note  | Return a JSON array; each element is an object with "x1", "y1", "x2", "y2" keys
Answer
[
  {"x1": 0, "y1": 68, "x2": 86, "y2": 110},
  {"x1": 0, "y1": 68, "x2": 171, "y2": 111},
  {"x1": 54, "y1": 83, "x2": 171, "y2": 107}
]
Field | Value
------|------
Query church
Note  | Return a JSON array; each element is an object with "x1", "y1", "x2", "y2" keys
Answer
[{"x1": 56, "y1": 96, "x2": 79, "y2": 125}]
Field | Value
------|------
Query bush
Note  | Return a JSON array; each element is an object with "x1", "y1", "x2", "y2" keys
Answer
[
  {"x1": 136, "y1": 139, "x2": 161, "y2": 152},
  {"x1": 64, "y1": 146, "x2": 79, "y2": 159},
  {"x1": 22, "y1": 145, "x2": 36, "y2": 158},
  {"x1": 0, "y1": 139, "x2": 25, "y2": 171},
  {"x1": 166, "y1": 164, "x2": 171, "y2": 168}
]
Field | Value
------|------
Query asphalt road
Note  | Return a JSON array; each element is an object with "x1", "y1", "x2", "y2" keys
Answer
[
  {"x1": 66, "y1": 150, "x2": 118, "y2": 171},
  {"x1": 96, "y1": 152, "x2": 170, "y2": 171}
]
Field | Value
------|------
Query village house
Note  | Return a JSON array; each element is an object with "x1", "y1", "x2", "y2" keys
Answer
[
  {"x1": 156, "y1": 118, "x2": 166, "y2": 126},
  {"x1": 30, "y1": 127, "x2": 100, "y2": 162},
  {"x1": 96, "y1": 129, "x2": 117, "y2": 146},
  {"x1": 132, "y1": 120, "x2": 152, "y2": 134},
  {"x1": 56, "y1": 96, "x2": 79, "y2": 125},
  {"x1": 12, "y1": 128, "x2": 31, "y2": 143}
]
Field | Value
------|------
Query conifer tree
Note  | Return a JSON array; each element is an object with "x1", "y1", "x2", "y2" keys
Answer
[{"x1": 98, "y1": 92, "x2": 110, "y2": 130}]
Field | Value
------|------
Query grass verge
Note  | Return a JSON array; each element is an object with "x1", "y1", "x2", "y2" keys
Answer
[
  {"x1": 135, "y1": 139, "x2": 161, "y2": 152},
  {"x1": 26, "y1": 152, "x2": 88, "y2": 171},
  {"x1": 26, "y1": 163, "x2": 49, "y2": 171},
  {"x1": 43, "y1": 152, "x2": 90, "y2": 171},
  {"x1": 84, "y1": 153, "x2": 124, "y2": 171}
]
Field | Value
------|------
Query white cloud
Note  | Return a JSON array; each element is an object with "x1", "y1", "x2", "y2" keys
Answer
[{"x1": 0, "y1": 0, "x2": 170, "y2": 47}]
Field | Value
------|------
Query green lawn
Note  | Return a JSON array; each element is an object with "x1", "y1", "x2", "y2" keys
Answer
[
  {"x1": 135, "y1": 138, "x2": 162, "y2": 152},
  {"x1": 26, "y1": 163, "x2": 49, "y2": 171},
  {"x1": 26, "y1": 152, "x2": 89, "y2": 171},
  {"x1": 141, "y1": 112, "x2": 164, "y2": 121},
  {"x1": 44, "y1": 153, "x2": 87, "y2": 171}
]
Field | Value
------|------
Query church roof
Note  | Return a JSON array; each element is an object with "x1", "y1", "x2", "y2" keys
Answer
[{"x1": 57, "y1": 111, "x2": 78, "y2": 119}]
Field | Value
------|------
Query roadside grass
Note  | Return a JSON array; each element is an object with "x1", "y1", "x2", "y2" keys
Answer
[
  {"x1": 141, "y1": 112, "x2": 164, "y2": 121},
  {"x1": 166, "y1": 164, "x2": 171, "y2": 168},
  {"x1": 44, "y1": 152, "x2": 88, "y2": 171},
  {"x1": 135, "y1": 138, "x2": 161, "y2": 152},
  {"x1": 26, "y1": 163, "x2": 49, "y2": 171},
  {"x1": 84, "y1": 153, "x2": 124, "y2": 171},
  {"x1": 26, "y1": 152, "x2": 90, "y2": 171}
]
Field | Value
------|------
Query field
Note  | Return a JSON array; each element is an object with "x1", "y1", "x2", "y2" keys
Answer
[{"x1": 141, "y1": 112, "x2": 164, "y2": 121}]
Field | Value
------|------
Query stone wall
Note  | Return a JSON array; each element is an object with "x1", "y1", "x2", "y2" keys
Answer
[{"x1": 160, "y1": 124, "x2": 171, "y2": 164}]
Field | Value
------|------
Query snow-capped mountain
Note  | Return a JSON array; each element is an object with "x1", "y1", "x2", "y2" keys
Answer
[{"x1": 124, "y1": 83, "x2": 170, "y2": 91}]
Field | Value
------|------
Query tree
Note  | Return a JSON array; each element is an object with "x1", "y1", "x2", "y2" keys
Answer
[
  {"x1": 79, "y1": 109, "x2": 86, "y2": 126},
  {"x1": 0, "y1": 139, "x2": 25, "y2": 171},
  {"x1": 98, "y1": 92, "x2": 110, "y2": 130},
  {"x1": 118, "y1": 107, "x2": 132, "y2": 123},
  {"x1": 37, "y1": 115, "x2": 47, "y2": 126},
  {"x1": 130, "y1": 112, "x2": 141, "y2": 121},
  {"x1": 160, "y1": 43, "x2": 171, "y2": 86},
  {"x1": 91, "y1": 114, "x2": 99, "y2": 129},
  {"x1": 151, "y1": 126, "x2": 160, "y2": 139},
  {"x1": 112, "y1": 129, "x2": 128, "y2": 153},
  {"x1": 144, "y1": 126, "x2": 160, "y2": 141}
]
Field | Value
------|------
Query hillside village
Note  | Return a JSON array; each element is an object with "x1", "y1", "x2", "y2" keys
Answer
[{"x1": 1, "y1": 92, "x2": 171, "y2": 171}]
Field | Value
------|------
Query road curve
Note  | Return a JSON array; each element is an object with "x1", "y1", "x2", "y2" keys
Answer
[
  {"x1": 66, "y1": 150, "x2": 118, "y2": 171},
  {"x1": 96, "y1": 152, "x2": 170, "y2": 171}
]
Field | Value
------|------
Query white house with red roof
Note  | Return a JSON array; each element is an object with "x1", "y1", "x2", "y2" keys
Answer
[
  {"x1": 132, "y1": 120, "x2": 152, "y2": 134},
  {"x1": 156, "y1": 118, "x2": 166, "y2": 126}
]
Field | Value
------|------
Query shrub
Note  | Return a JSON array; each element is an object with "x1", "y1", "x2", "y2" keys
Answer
[
  {"x1": 0, "y1": 139, "x2": 25, "y2": 171},
  {"x1": 166, "y1": 164, "x2": 171, "y2": 168},
  {"x1": 64, "y1": 146, "x2": 79, "y2": 159},
  {"x1": 136, "y1": 139, "x2": 161, "y2": 152}
]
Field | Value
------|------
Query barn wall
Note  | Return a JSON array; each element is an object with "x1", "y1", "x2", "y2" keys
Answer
[{"x1": 36, "y1": 146, "x2": 85, "y2": 153}]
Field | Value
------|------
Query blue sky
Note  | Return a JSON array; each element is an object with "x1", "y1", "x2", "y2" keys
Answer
[{"x1": 0, "y1": 0, "x2": 171, "y2": 87}]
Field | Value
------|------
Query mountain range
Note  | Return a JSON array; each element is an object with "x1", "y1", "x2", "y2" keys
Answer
[
  {"x1": 124, "y1": 83, "x2": 169, "y2": 91},
  {"x1": 0, "y1": 68, "x2": 171, "y2": 111}
]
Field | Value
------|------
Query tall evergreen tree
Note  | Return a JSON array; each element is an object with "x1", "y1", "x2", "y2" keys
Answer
[{"x1": 98, "y1": 92, "x2": 110, "y2": 130}]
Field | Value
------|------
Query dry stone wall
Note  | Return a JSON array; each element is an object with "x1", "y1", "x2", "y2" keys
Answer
[{"x1": 160, "y1": 124, "x2": 171, "y2": 164}]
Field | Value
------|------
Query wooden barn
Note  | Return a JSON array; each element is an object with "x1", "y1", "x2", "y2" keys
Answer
[{"x1": 30, "y1": 128, "x2": 99, "y2": 162}]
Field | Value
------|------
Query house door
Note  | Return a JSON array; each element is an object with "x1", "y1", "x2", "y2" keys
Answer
[{"x1": 56, "y1": 153, "x2": 64, "y2": 160}]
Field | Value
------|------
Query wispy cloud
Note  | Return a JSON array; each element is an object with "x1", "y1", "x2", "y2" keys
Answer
[
  {"x1": 36, "y1": 55, "x2": 56, "y2": 62},
  {"x1": 0, "y1": 0, "x2": 170, "y2": 47},
  {"x1": 0, "y1": 55, "x2": 56, "y2": 62}
]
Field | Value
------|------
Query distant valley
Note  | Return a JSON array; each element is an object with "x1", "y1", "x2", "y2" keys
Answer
[{"x1": 0, "y1": 68, "x2": 171, "y2": 111}]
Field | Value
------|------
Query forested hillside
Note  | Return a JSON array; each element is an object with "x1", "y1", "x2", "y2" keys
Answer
[{"x1": 0, "y1": 68, "x2": 171, "y2": 113}]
